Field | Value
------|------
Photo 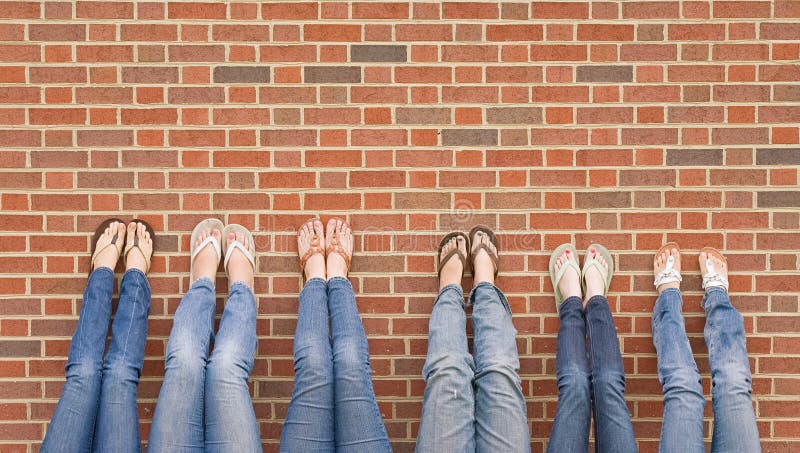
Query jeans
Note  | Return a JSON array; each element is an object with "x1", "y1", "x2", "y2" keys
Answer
[
  {"x1": 279, "y1": 277, "x2": 391, "y2": 453},
  {"x1": 547, "y1": 296, "x2": 637, "y2": 453},
  {"x1": 416, "y1": 282, "x2": 530, "y2": 453},
  {"x1": 653, "y1": 288, "x2": 761, "y2": 453},
  {"x1": 148, "y1": 278, "x2": 261, "y2": 453},
  {"x1": 42, "y1": 267, "x2": 151, "y2": 453}
]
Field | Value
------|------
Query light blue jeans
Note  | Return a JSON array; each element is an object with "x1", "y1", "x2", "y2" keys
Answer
[
  {"x1": 147, "y1": 278, "x2": 261, "y2": 453},
  {"x1": 279, "y1": 277, "x2": 391, "y2": 452},
  {"x1": 653, "y1": 287, "x2": 761, "y2": 453},
  {"x1": 416, "y1": 282, "x2": 530, "y2": 453},
  {"x1": 547, "y1": 295, "x2": 638, "y2": 453},
  {"x1": 42, "y1": 267, "x2": 151, "y2": 453}
]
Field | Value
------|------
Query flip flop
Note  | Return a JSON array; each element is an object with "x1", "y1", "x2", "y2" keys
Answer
[
  {"x1": 325, "y1": 218, "x2": 353, "y2": 273},
  {"x1": 437, "y1": 232, "x2": 469, "y2": 279},
  {"x1": 468, "y1": 225, "x2": 499, "y2": 278},
  {"x1": 190, "y1": 218, "x2": 223, "y2": 282},
  {"x1": 298, "y1": 217, "x2": 326, "y2": 271},
  {"x1": 222, "y1": 224, "x2": 256, "y2": 275},
  {"x1": 548, "y1": 243, "x2": 581, "y2": 311},
  {"x1": 700, "y1": 246, "x2": 729, "y2": 290},
  {"x1": 581, "y1": 244, "x2": 614, "y2": 297},
  {"x1": 653, "y1": 242, "x2": 682, "y2": 290},
  {"x1": 89, "y1": 218, "x2": 125, "y2": 275},
  {"x1": 124, "y1": 219, "x2": 156, "y2": 274}
]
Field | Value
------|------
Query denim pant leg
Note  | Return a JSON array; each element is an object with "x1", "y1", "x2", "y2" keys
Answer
[
  {"x1": 42, "y1": 268, "x2": 114, "y2": 453},
  {"x1": 547, "y1": 296, "x2": 591, "y2": 453},
  {"x1": 703, "y1": 288, "x2": 761, "y2": 453},
  {"x1": 585, "y1": 296, "x2": 638, "y2": 453},
  {"x1": 280, "y1": 278, "x2": 335, "y2": 453},
  {"x1": 93, "y1": 269, "x2": 151, "y2": 453},
  {"x1": 204, "y1": 282, "x2": 261, "y2": 452},
  {"x1": 416, "y1": 285, "x2": 475, "y2": 453},
  {"x1": 470, "y1": 282, "x2": 530, "y2": 453},
  {"x1": 328, "y1": 277, "x2": 391, "y2": 452},
  {"x1": 147, "y1": 278, "x2": 216, "y2": 453},
  {"x1": 652, "y1": 289, "x2": 704, "y2": 453}
]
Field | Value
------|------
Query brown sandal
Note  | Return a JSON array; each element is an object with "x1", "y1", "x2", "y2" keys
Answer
[
  {"x1": 298, "y1": 217, "x2": 325, "y2": 271},
  {"x1": 325, "y1": 218, "x2": 352, "y2": 272},
  {"x1": 123, "y1": 218, "x2": 156, "y2": 274},
  {"x1": 89, "y1": 218, "x2": 125, "y2": 276},
  {"x1": 437, "y1": 232, "x2": 470, "y2": 278},
  {"x1": 468, "y1": 225, "x2": 499, "y2": 278}
]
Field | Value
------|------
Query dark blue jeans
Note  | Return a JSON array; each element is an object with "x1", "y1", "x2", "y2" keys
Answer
[
  {"x1": 42, "y1": 267, "x2": 151, "y2": 453},
  {"x1": 548, "y1": 296, "x2": 637, "y2": 453},
  {"x1": 279, "y1": 277, "x2": 391, "y2": 453}
]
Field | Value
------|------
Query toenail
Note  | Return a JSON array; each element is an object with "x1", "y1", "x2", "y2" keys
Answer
[
  {"x1": 590, "y1": 248, "x2": 596, "y2": 253},
  {"x1": 565, "y1": 249, "x2": 570, "y2": 254}
]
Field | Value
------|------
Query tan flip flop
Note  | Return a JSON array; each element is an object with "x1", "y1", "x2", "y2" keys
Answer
[
  {"x1": 190, "y1": 218, "x2": 223, "y2": 282},
  {"x1": 325, "y1": 218, "x2": 353, "y2": 273},
  {"x1": 298, "y1": 217, "x2": 325, "y2": 271},
  {"x1": 89, "y1": 218, "x2": 125, "y2": 275},
  {"x1": 582, "y1": 243, "x2": 614, "y2": 297},
  {"x1": 548, "y1": 243, "x2": 580, "y2": 311},
  {"x1": 437, "y1": 232, "x2": 469, "y2": 279},
  {"x1": 468, "y1": 225, "x2": 499, "y2": 278}
]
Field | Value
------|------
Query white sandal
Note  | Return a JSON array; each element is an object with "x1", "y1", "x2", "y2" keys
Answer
[
  {"x1": 222, "y1": 224, "x2": 256, "y2": 276},
  {"x1": 653, "y1": 242, "x2": 682, "y2": 290},
  {"x1": 701, "y1": 247, "x2": 729, "y2": 291},
  {"x1": 190, "y1": 218, "x2": 223, "y2": 283}
]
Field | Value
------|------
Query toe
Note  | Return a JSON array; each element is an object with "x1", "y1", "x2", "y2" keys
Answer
[{"x1": 211, "y1": 229, "x2": 221, "y2": 241}]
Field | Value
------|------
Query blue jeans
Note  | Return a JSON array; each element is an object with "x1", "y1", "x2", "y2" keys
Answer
[
  {"x1": 148, "y1": 278, "x2": 261, "y2": 453},
  {"x1": 279, "y1": 277, "x2": 391, "y2": 452},
  {"x1": 653, "y1": 288, "x2": 761, "y2": 453},
  {"x1": 416, "y1": 282, "x2": 530, "y2": 453},
  {"x1": 42, "y1": 267, "x2": 151, "y2": 453},
  {"x1": 548, "y1": 296, "x2": 637, "y2": 453}
]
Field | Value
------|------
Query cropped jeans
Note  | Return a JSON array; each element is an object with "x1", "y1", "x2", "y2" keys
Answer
[
  {"x1": 279, "y1": 277, "x2": 391, "y2": 453},
  {"x1": 41, "y1": 267, "x2": 151, "y2": 453},
  {"x1": 653, "y1": 287, "x2": 760, "y2": 453},
  {"x1": 547, "y1": 296, "x2": 637, "y2": 453},
  {"x1": 416, "y1": 282, "x2": 530, "y2": 453},
  {"x1": 147, "y1": 277, "x2": 261, "y2": 453}
]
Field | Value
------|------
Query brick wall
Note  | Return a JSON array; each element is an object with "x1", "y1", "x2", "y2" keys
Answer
[{"x1": 1, "y1": 1, "x2": 799, "y2": 451}]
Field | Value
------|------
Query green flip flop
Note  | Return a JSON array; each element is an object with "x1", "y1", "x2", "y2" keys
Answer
[
  {"x1": 581, "y1": 243, "x2": 614, "y2": 297},
  {"x1": 549, "y1": 243, "x2": 581, "y2": 311}
]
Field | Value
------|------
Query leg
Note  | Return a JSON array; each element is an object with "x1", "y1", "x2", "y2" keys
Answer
[
  {"x1": 93, "y1": 269, "x2": 152, "y2": 453},
  {"x1": 416, "y1": 285, "x2": 475, "y2": 453},
  {"x1": 704, "y1": 288, "x2": 760, "y2": 453},
  {"x1": 41, "y1": 267, "x2": 114, "y2": 453},
  {"x1": 547, "y1": 296, "x2": 591, "y2": 453},
  {"x1": 328, "y1": 277, "x2": 391, "y2": 452},
  {"x1": 204, "y1": 282, "x2": 261, "y2": 453},
  {"x1": 280, "y1": 278, "x2": 335, "y2": 453},
  {"x1": 585, "y1": 295, "x2": 637, "y2": 453},
  {"x1": 147, "y1": 278, "x2": 216, "y2": 453}
]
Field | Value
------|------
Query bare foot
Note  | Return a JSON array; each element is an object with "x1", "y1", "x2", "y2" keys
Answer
[
  {"x1": 439, "y1": 235, "x2": 467, "y2": 291},
  {"x1": 192, "y1": 228, "x2": 221, "y2": 282},
  {"x1": 93, "y1": 220, "x2": 126, "y2": 270},
  {"x1": 227, "y1": 231, "x2": 255, "y2": 290},
  {"x1": 583, "y1": 248, "x2": 608, "y2": 307},
  {"x1": 654, "y1": 248, "x2": 681, "y2": 294},
  {"x1": 298, "y1": 218, "x2": 325, "y2": 281},
  {"x1": 126, "y1": 222, "x2": 153, "y2": 273},
  {"x1": 326, "y1": 218, "x2": 352, "y2": 281},
  {"x1": 700, "y1": 251, "x2": 728, "y2": 292},
  {"x1": 554, "y1": 249, "x2": 581, "y2": 301},
  {"x1": 472, "y1": 232, "x2": 497, "y2": 286}
]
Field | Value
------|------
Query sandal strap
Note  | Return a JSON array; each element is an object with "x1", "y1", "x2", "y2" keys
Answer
[
  {"x1": 582, "y1": 254, "x2": 612, "y2": 296},
  {"x1": 471, "y1": 243, "x2": 498, "y2": 277},
  {"x1": 91, "y1": 232, "x2": 122, "y2": 270},
  {"x1": 702, "y1": 259, "x2": 729, "y2": 290},
  {"x1": 191, "y1": 236, "x2": 221, "y2": 263},
  {"x1": 326, "y1": 232, "x2": 351, "y2": 271},
  {"x1": 553, "y1": 259, "x2": 581, "y2": 303},
  {"x1": 299, "y1": 233, "x2": 325, "y2": 270},
  {"x1": 224, "y1": 240, "x2": 255, "y2": 273},
  {"x1": 654, "y1": 254, "x2": 682, "y2": 288},
  {"x1": 124, "y1": 228, "x2": 153, "y2": 273},
  {"x1": 438, "y1": 247, "x2": 467, "y2": 276}
]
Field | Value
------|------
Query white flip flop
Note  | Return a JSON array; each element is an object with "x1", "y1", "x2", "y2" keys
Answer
[
  {"x1": 222, "y1": 224, "x2": 256, "y2": 275},
  {"x1": 190, "y1": 218, "x2": 223, "y2": 283}
]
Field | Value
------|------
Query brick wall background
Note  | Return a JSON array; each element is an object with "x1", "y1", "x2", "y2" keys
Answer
[{"x1": 1, "y1": 0, "x2": 799, "y2": 451}]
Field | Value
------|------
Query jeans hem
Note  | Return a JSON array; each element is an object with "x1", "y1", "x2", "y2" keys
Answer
[
  {"x1": 434, "y1": 284, "x2": 464, "y2": 308},
  {"x1": 90, "y1": 266, "x2": 114, "y2": 279},
  {"x1": 191, "y1": 276, "x2": 215, "y2": 290},
  {"x1": 701, "y1": 286, "x2": 729, "y2": 311},
  {"x1": 327, "y1": 275, "x2": 352, "y2": 289},
  {"x1": 468, "y1": 281, "x2": 512, "y2": 314},
  {"x1": 123, "y1": 268, "x2": 151, "y2": 293},
  {"x1": 230, "y1": 280, "x2": 254, "y2": 298}
]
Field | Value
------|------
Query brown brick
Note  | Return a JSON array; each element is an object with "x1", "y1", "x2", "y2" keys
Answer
[
  {"x1": 666, "y1": 149, "x2": 723, "y2": 166},
  {"x1": 28, "y1": 24, "x2": 85, "y2": 41},
  {"x1": 576, "y1": 65, "x2": 633, "y2": 82},
  {"x1": 441, "y1": 129, "x2": 498, "y2": 146},
  {"x1": 575, "y1": 192, "x2": 631, "y2": 209},
  {"x1": 0, "y1": 341, "x2": 40, "y2": 357},
  {"x1": 758, "y1": 191, "x2": 800, "y2": 208},
  {"x1": 351, "y1": 45, "x2": 407, "y2": 62},
  {"x1": 637, "y1": 24, "x2": 664, "y2": 41},
  {"x1": 485, "y1": 192, "x2": 540, "y2": 209},
  {"x1": 486, "y1": 107, "x2": 542, "y2": 125},
  {"x1": 395, "y1": 108, "x2": 451, "y2": 125},
  {"x1": 774, "y1": 85, "x2": 800, "y2": 101},
  {"x1": 395, "y1": 192, "x2": 450, "y2": 209},
  {"x1": 121, "y1": 66, "x2": 179, "y2": 83},
  {"x1": 756, "y1": 148, "x2": 800, "y2": 165},
  {"x1": 213, "y1": 66, "x2": 270, "y2": 83},
  {"x1": 304, "y1": 66, "x2": 361, "y2": 83}
]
